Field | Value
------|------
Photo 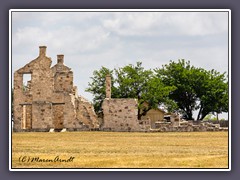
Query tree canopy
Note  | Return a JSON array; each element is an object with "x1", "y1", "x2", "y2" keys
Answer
[
  {"x1": 86, "y1": 60, "x2": 228, "y2": 120},
  {"x1": 85, "y1": 66, "x2": 117, "y2": 113},
  {"x1": 114, "y1": 62, "x2": 176, "y2": 119},
  {"x1": 86, "y1": 62, "x2": 175, "y2": 119},
  {"x1": 155, "y1": 59, "x2": 228, "y2": 120}
]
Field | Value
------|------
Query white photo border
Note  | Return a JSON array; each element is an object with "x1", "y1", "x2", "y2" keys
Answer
[{"x1": 9, "y1": 9, "x2": 231, "y2": 171}]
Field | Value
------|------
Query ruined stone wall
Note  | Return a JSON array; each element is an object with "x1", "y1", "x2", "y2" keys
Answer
[
  {"x1": 31, "y1": 102, "x2": 53, "y2": 129},
  {"x1": 52, "y1": 55, "x2": 73, "y2": 93},
  {"x1": 52, "y1": 104, "x2": 64, "y2": 129},
  {"x1": 62, "y1": 94, "x2": 78, "y2": 129},
  {"x1": 153, "y1": 120, "x2": 228, "y2": 132},
  {"x1": 22, "y1": 105, "x2": 32, "y2": 129},
  {"x1": 13, "y1": 72, "x2": 24, "y2": 130},
  {"x1": 101, "y1": 98, "x2": 142, "y2": 131},
  {"x1": 13, "y1": 46, "x2": 54, "y2": 131},
  {"x1": 76, "y1": 97, "x2": 99, "y2": 129},
  {"x1": 61, "y1": 94, "x2": 99, "y2": 131},
  {"x1": 51, "y1": 54, "x2": 78, "y2": 129},
  {"x1": 105, "y1": 75, "x2": 111, "y2": 99},
  {"x1": 30, "y1": 48, "x2": 54, "y2": 129},
  {"x1": 53, "y1": 72, "x2": 73, "y2": 92},
  {"x1": 201, "y1": 120, "x2": 229, "y2": 127},
  {"x1": 13, "y1": 46, "x2": 99, "y2": 132}
]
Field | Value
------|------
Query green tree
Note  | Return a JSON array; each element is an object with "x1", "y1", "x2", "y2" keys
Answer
[
  {"x1": 115, "y1": 62, "x2": 175, "y2": 119},
  {"x1": 195, "y1": 69, "x2": 228, "y2": 120},
  {"x1": 155, "y1": 59, "x2": 228, "y2": 120},
  {"x1": 86, "y1": 62, "x2": 176, "y2": 119},
  {"x1": 85, "y1": 66, "x2": 118, "y2": 113},
  {"x1": 203, "y1": 114, "x2": 217, "y2": 120}
]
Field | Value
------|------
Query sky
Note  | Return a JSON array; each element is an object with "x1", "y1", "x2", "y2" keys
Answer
[{"x1": 11, "y1": 10, "x2": 229, "y2": 119}]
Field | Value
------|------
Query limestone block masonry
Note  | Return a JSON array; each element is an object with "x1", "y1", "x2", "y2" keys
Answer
[
  {"x1": 105, "y1": 75, "x2": 111, "y2": 99},
  {"x1": 101, "y1": 98, "x2": 143, "y2": 132},
  {"x1": 13, "y1": 46, "x2": 99, "y2": 132}
]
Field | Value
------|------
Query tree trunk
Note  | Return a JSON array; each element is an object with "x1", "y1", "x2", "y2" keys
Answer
[
  {"x1": 197, "y1": 104, "x2": 203, "y2": 120},
  {"x1": 138, "y1": 108, "x2": 141, "y2": 120},
  {"x1": 186, "y1": 108, "x2": 193, "y2": 120},
  {"x1": 138, "y1": 107, "x2": 152, "y2": 120},
  {"x1": 199, "y1": 112, "x2": 208, "y2": 120}
]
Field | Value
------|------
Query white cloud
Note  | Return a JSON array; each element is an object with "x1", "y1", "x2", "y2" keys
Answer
[
  {"x1": 11, "y1": 10, "x2": 229, "y2": 112},
  {"x1": 102, "y1": 12, "x2": 228, "y2": 37},
  {"x1": 12, "y1": 25, "x2": 112, "y2": 57},
  {"x1": 165, "y1": 12, "x2": 228, "y2": 36},
  {"x1": 13, "y1": 27, "x2": 53, "y2": 47}
]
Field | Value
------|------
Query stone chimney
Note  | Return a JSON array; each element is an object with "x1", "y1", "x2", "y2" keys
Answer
[
  {"x1": 105, "y1": 74, "x2": 111, "y2": 99},
  {"x1": 39, "y1": 46, "x2": 47, "y2": 57},
  {"x1": 57, "y1": 55, "x2": 64, "y2": 64}
]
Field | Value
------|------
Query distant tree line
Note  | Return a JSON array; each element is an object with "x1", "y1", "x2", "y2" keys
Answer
[{"x1": 86, "y1": 59, "x2": 228, "y2": 121}]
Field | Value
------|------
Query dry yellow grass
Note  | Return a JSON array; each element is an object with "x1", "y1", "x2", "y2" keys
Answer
[{"x1": 12, "y1": 131, "x2": 228, "y2": 169}]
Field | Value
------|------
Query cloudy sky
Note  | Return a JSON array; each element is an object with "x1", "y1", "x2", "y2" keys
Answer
[{"x1": 11, "y1": 10, "x2": 229, "y2": 119}]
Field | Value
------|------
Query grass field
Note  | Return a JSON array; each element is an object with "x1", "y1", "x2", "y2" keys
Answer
[{"x1": 12, "y1": 131, "x2": 228, "y2": 169}]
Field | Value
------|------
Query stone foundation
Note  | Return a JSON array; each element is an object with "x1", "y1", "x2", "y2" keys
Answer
[{"x1": 153, "y1": 120, "x2": 228, "y2": 132}]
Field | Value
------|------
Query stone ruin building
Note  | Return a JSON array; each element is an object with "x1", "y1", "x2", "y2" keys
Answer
[
  {"x1": 100, "y1": 75, "x2": 228, "y2": 132},
  {"x1": 101, "y1": 75, "x2": 150, "y2": 132},
  {"x1": 13, "y1": 46, "x2": 228, "y2": 132},
  {"x1": 13, "y1": 46, "x2": 99, "y2": 132}
]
